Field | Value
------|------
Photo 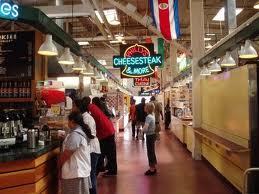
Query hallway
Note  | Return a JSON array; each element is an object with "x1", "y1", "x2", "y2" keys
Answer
[{"x1": 97, "y1": 128, "x2": 239, "y2": 194}]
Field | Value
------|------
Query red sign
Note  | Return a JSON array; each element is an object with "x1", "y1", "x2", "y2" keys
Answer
[{"x1": 133, "y1": 77, "x2": 150, "y2": 87}]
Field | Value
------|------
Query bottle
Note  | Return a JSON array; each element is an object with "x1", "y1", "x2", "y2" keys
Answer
[
  {"x1": 3, "y1": 81, "x2": 7, "y2": 98},
  {"x1": 26, "y1": 81, "x2": 31, "y2": 98},
  {"x1": 18, "y1": 82, "x2": 23, "y2": 98},
  {"x1": 0, "y1": 82, "x2": 3, "y2": 98},
  {"x1": 13, "y1": 81, "x2": 18, "y2": 98},
  {"x1": 8, "y1": 81, "x2": 13, "y2": 98},
  {"x1": 22, "y1": 81, "x2": 26, "y2": 98}
]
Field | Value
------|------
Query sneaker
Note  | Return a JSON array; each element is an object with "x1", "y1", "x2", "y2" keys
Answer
[
  {"x1": 102, "y1": 171, "x2": 117, "y2": 177},
  {"x1": 144, "y1": 169, "x2": 157, "y2": 176}
]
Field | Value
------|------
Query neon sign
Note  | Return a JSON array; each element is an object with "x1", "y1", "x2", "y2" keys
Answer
[
  {"x1": 113, "y1": 44, "x2": 162, "y2": 78},
  {"x1": 0, "y1": 1, "x2": 19, "y2": 20},
  {"x1": 133, "y1": 77, "x2": 150, "y2": 87}
]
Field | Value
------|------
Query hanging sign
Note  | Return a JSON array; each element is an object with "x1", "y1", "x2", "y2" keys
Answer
[
  {"x1": 0, "y1": 1, "x2": 19, "y2": 20},
  {"x1": 140, "y1": 82, "x2": 160, "y2": 95},
  {"x1": 133, "y1": 77, "x2": 150, "y2": 87},
  {"x1": 113, "y1": 43, "x2": 162, "y2": 78}
]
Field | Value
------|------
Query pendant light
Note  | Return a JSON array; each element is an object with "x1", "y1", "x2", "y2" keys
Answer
[
  {"x1": 96, "y1": 72, "x2": 105, "y2": 81},
  {"x1": 38, "y1": 34, "x2": 58, "y2": 56},
  {"x1": 254, "y1": 1, "x2": 259, "y2": 9},
  {"x1": 72, "y1": 56, "x2": 84, "y2": 71},
  {"x1": 221, "y1": 51, "x2": 236, "y2": 67},
  {"x1": 209, "y1": 59, "x2": 222, "y2": 72},
  {"x1": 94, "y1": 68, "x2": 102, "y2": 79},
  {"x1": 239, "y1": 40, "x2": 258, "y2": 59},
  {"x1": 81, "y1": 63, "x2": 94, "y2": 76},
  {"x1": 200, "y1": 66, "x2": 211, "y2": 76},
  {"x1": 58, "y1": 47, "x2": 74, "y2": 65}
]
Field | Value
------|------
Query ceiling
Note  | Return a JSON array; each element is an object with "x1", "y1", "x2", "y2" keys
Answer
[{"x1": 0, "y1": 0, "x2": 258, "y2": 71}]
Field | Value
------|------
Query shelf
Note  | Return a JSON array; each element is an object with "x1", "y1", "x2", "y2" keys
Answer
[
  {"x1": 194, "y1": 128, "x2": 249, "y2": 153},
  {"x1": 0, "y1": 98, "x2": 33, "y2": 103}
]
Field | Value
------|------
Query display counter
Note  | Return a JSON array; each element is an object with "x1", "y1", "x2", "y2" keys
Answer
[{"x1": 0, "y1": 141, "x2": 60, "y2": 194}]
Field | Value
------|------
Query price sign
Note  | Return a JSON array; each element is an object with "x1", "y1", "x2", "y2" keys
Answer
[{"x1": 51, "y1": 105, "x2": 61, "y2": 115}]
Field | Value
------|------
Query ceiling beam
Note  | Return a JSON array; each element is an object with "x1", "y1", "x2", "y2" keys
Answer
[
  {"x1": 81, "y1": 0, "x2": 108, "y2": 39},
  {"x1": 35, "y1": 5, "x2": 90, "y2": 18},
  {"x1": 105, "y1": 0, "x2": 192, "y2": 56}
]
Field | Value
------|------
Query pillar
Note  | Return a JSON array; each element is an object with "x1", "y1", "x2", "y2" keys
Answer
[
  {"x1": 225, "y1": 0, "x2": 237, "y2": 34},
  {"x1": 190, "y1": 0, "x2": 205, "y2": 160},
  {"x1": 170, "y1": 42, "x2": 178, "y2": 79}
]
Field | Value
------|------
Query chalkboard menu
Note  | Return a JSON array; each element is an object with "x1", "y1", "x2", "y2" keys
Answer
[{"x1": 0, "y1": 31, "x2": 35, "y2": 78}]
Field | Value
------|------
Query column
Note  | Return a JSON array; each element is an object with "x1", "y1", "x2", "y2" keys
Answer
[
  {"x1": 170, "y1": 42, "x2": 178, "y2": 79},
  {"x1": 225, "y1": 0, "x2": 237, "y2": 34},
  {"x1": 190, "y1": 0, "x2": 205, "y2": 160}
]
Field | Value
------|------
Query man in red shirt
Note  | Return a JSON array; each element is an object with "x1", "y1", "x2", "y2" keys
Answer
[{"x1": 82, "y1": 96, "x2": 117, "y2": 176}]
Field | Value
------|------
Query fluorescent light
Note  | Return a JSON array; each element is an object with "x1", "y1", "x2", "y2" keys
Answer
[
  {"x1": 98, "y1": 59, "x2": 107, "y2": 66},
  {"x1": 206, "y1": 33, "x2": 216, "y2": 36},
  {"x1": 254, "y1": 1, "x2": 259, "y2": 9},
  {"x1": 78, "y1": 41, "x2": 89, "y2": 46},
  {"x1": 110, "y1": 40, "x2": 121, "y2": 44},
  {"x1": 213, "y1": 7, "x2": 243, "y2": 21},
  {"x1": 205, "y1": 43, "x2": 213, "y2": 49},
  {"x1": 115, "y1": 33, "x2": 124, "y2": 41},
  {"x1": 204, "y1": 37, "x2": 211, "y2": 41},
  {"x1": 95, "y1": 9, "x2": 120, "y2": 25}
]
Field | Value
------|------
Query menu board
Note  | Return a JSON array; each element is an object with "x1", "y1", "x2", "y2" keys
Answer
[{"x1": 0, "y1": 31, "x2": 34, "y2": 78}]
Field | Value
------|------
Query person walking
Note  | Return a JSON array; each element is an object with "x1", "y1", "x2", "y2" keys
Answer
[
  {"x1": 72, "y1": 99, "x2": 101, "y2": 194},
  {"x1": 135, "y1": 98, "x2": 147, "y2": 140},
  {"x1": 82, "y1": 96, "x2": 118, "y2": 176},
  {"x1": 150, "y1": 96, "x2": 163, "y2": 140},
  {"x1": 164, "y1": 101, "x2": 171, "y2": 130},
  {"x1": 129, "y1": 99, "x2": 137, "y2": 139},
  {"x1": 59, "y1": 112, "x2": 94, "y2": 194},
  {"x1": 142, "y1": 103, "x2": 157, "y2": 176}
]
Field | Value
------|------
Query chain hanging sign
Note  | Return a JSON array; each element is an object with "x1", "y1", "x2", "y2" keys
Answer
[{"x1": 113, "y1": 43, "x2": 162, "y2": 78}]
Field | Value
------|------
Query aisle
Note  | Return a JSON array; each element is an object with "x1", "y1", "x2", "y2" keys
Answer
[{"x1": 97, "y1": 126, "x2": 239, "y2": 194}]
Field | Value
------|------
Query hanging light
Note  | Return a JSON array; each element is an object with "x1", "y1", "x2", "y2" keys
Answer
[
  {"x1": 209, "y1": 59, "x2": 222, "y2": 72},
  {"x1": 200, "y1": 66, "x2": 211, "y2": 76},
  {"x1": 38, "y1": 34, "x2": 58, "y2": 56},
  {"x1": 72, "y1": 57, "x2": 84, "y2": 71},
  {"x1": 254, "y1": 1, "x2": 259, "y2": 9},
  {"x1": 205, "y1": 43, "x2": 213, "y2": 49},
  {"x1": 81, "y1": 63, "x2": 94, "y2": 76},
  {"x1": 221, "y1": 51, "x2": 236, "y2": 67},
  {"x1": 58, "y1": 47, "x2": 74, "y2": 65},
  {"x1": 96, "y1": 72, "x2": 105, "y2": 81},
  {"x1": 239, "y1": 40, "x2": 258, "y2": 59},
  {"x1": 94, "y1": 68, "x2": 102, "y2": 79}
]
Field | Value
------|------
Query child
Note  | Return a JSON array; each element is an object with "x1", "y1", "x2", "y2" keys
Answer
[
  {"x1": 59, "y1": 112, "x2": 94, "y2": 194},
  {"x1": 142, "y1": 103, "x2": 157, "y2": 176}
]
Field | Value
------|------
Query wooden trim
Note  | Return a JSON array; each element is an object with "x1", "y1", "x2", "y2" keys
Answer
[
  {"x1": 35, "y1": 147, "x2": 60, "y2": 167},
  {"x1": 194, "y1": 128, "x2": 249, "y2": 153}
]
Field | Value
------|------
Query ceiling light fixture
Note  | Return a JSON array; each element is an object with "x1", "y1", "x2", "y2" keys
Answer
[
  {"x1": 98, "y1": 59, "x2": 107, "y2": 66},
  {"x1": 81, "y1": 63, "x2": 94, "y2": 76},
  {"x1": 221, "y1": 51, "x2": 236, "y2": 67},
  {"x1": 239, "y1": 40, "x2": 258, "y2": 59},
  {"x1": 204, "y1": 37, "x2": 212, "y2": 41},
  {"x1": 95, "y1": 9, "x2": 120, "y2": 25},
  {"x1": 213, "y1": 7, "x2": 243, "y2": 21},
  {"x1": 205, "y1": 43, "x2": 213, "y2": 49},
  {"x1": 38, "y1": 34, "x2": 58, "y2": 56},
  {"x1": 72, "y1": 57, "x2": 84, "y2": 71},
  {"x1": 206, "y1": 33, "x2": 216, "y2": 36},
  {"x1": 200, "y1": 66, "x2": 211, "y2": 76},
  {"x1": 209, "y1": 59, "x2": 222, "y2": 72},
  {"x1": 58, "y1": 47, "x2": 75, "y2": 65},
  {"x1": 254, "y1": 1, "x2": 259, "y2": 9},
  {"x1": 78, "y1": 41, "x2": 90, "y2": 46}
]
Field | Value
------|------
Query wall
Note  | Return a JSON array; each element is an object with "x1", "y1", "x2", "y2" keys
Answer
[{"x1": 201, "y1": 66, "x2": 250, "y2": 148}]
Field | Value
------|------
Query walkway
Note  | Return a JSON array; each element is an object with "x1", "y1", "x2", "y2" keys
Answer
[{"x1": 97, "y1": 127, "x2": 239, "y2": 194}]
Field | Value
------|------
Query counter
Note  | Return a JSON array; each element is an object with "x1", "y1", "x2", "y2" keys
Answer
[{"x1": 0, "y1": 141, "x2": 60, "y2": 194}]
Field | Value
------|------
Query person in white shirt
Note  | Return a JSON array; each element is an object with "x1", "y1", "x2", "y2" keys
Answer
[
  {"x1": 59, "y1": 111, "x2": 94, "y2": 194},
  {"x1": 73, "y1": 99, "x2": 101, "y2": 194}
]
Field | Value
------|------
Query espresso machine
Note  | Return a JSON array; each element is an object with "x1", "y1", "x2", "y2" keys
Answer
[{"x1": 0, "y1": 110, "x2": 27, "y2": 149}]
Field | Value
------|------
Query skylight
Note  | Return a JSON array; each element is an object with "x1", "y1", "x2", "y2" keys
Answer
[
  {"x1": 213, "y1": 7, "x2": 243, "y2": 21},
  {"x1": 95, "y1": 9, "x2": 120, "y2": 25}
]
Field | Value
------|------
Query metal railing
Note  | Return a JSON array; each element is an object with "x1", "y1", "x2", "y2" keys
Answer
[{"x1": 243, "y1": 168, "x2": 259, "y2": 194}]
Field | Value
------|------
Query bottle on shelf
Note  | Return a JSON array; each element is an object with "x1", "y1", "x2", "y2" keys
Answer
[
  {"x1": 22, "y1": 81, "x2": 26, "y2": 98},
  {"x1": 8, "y1": 81, "x2": 13, "y2": 98},
  {"x1": 0, "y1": 82, "x2": 3, "y2": 98},
  {"x1": 26, "y1": 81, "x2": 31, "y2": 98},
  {"x1": 13, "y1": 81, "x2": 18, "y2": 98},
  {"x1": 3, "y1": 81, "x2": 7, "y2": 98},
  {"x1": 18, "y1": 81, "x2": 23, "y2": 98}
]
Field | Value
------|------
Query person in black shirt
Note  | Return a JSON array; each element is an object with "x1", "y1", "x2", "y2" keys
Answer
[{"x1": 135, "y1": 98, "x2": 147, "y2": 140}]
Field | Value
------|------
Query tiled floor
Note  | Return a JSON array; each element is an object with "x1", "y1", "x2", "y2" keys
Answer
[{"x1": 97, "y1": 125, "x2": 239, "y2": 194}]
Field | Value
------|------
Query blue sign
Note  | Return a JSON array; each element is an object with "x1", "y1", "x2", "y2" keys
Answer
[
  {"x1": 113, "y1": 44, "x2": 162, "y2": 78},
  {"x1": 0, "y1": 1, "x2": 19, "y2": 20}
]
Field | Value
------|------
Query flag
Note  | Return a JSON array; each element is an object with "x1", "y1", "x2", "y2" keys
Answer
[{"x1": 149, "y1": 0, "x2": 180, "y2": 40}]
